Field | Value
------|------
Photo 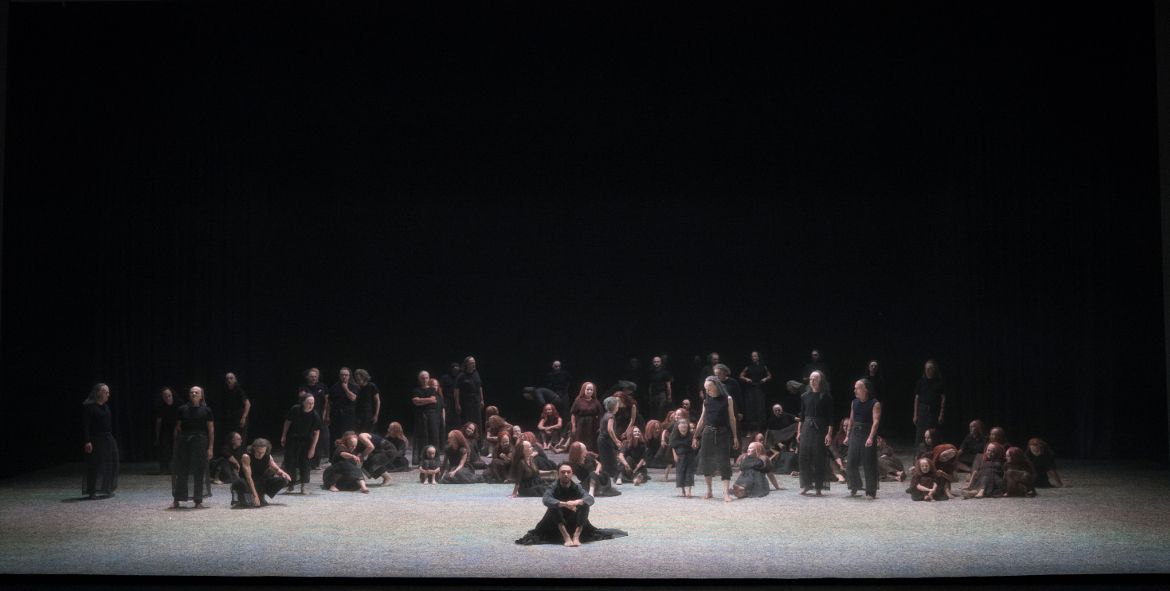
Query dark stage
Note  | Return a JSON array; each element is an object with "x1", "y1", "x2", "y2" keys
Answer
[{"x1": 1, "y1": 0, "x2": 1169, "y2": 586}]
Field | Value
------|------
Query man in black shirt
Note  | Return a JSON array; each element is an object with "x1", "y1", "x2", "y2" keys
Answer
[
  {"x1": 439, "y1": 362, "x2": 461, "y2": 435},
  {"x1": 913, "y1": 359, "x2": 946, "y2": 444},
  {"x1": 648, "y1": 355, "x2": 673, "y2": 422},
  {"x1": 544, "y1": 360, "x2": 572, "y2": 405},
  {"x1": 330, "y1": 367, "x2": 359, "y2": 436},
  {"x1": 218, "y1": 372, "x2": 251, "y2": 449},
  {"x1": 802, "y1": 349, "x2": 829, "y2": 384}
]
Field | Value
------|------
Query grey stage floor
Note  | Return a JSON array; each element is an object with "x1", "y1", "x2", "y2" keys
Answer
[{"x1": 0, "y1": 453, "x2": 1168, "y2": 579}]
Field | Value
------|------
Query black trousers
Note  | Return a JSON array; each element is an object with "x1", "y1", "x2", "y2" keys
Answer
[
  {"x1": 413, "y1": 410, "x2": 442, "y2": 465},
  {"x1": 233, "y1": 471, "x2": 290, "y2": 505},
  {"x1": 544, "y1": 503, "x2": 590, "y2": 531},
  {"x1": 915, "y1": 403, "x2": 938, "y2": 444},
  {"x1": 313, "y1": 419, "x2": 330, "y2": 469},
  {"x1": 173, "y1": 432, "x2": 209, "y2": 502},
  {"x1": 458, "y1": 396, "x2": 481, "y2": 431},
  {"x1": 83, "y1": 433, "x2": 119, "y2": 496},
  {"x1": 651, "y1": 392, "x2": 671, "y2": 424},
  {"x1": 698, "y1": 426, "x2": 732, "y2": 480},
  {"x1": 798, "y1": 420, "x2": 830, "y2": 491},
  {"x1": 283, "y1": 437, "x2": 313, "y2": 485},
  {"x1": 156, "y1": 426, "x2": 174, "y2": 474},
  {"x1": 846, "y1": 424, "x2": 879, "y2": 495}
]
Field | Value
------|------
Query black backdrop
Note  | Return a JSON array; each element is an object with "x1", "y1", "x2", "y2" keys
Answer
[{"x1": 2, "y1": 2, "x2": 1165, "y2": 475}]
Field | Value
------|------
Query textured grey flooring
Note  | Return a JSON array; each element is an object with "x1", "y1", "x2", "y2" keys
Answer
[{"x1": 1, "y1": 455, "x2": 1168, "y2": 579}]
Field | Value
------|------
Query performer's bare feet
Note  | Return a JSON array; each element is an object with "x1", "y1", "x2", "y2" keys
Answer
[
  {"x1": 193, "y1": 502, "x2": 204, "y2": 508},
  {"x1": 800, "y1": 488, "x2": 810, "y2": 496},
  {"x1": 329, "y1": 485, "x2": 340, "y2": 492},
  {"x1": 381, "y1": 473, "x2": 391, "y2": 486},
  {"x1": 171, "y1": 500, "x2": 180, "y2": 509},
  {"x1": 703, "y1": 492, "x2": 713, "y2": 499},
  {"x1": 814, "y1": 489, "x2": 823, "y2": 497},
  {"x1": 359, "y1": 486, "x2": 370, "y2": 494}
]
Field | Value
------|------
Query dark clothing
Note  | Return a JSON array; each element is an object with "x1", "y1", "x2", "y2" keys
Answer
[
  {"x1": 733, "y1": 456, "x2": 773, "y2": 497},
  {"x1": 741, "y1": 363, "x2": 769, "y2": 432},
  {"x1": 172, "y1": 432, "x2": 210, "y2": 503},
  {"x1": 303, "y1": 382, "x2": 330, "y2": 465},
  {"x1": 456, "y1": 371, "x2": 484, "y2": 427},
  {"x1": 83, "y1": 403, "x2": 118, "y2": 497},
  {"x1": 797, "y1": 391, "x2": 832, "y2": 492},
  {"x1": 703, "y1": 394, "x2": 730, "y2": 429},
  {"x1": 515, "y1": 480, "x2": 627, "y2": 545},
  {"x1": 177, "y1": 404, "x2": 214, "y2": 434},
  {"x1": 697, "y1": 426, "x2": 733, "y2": 480},
  {"x1": 766, "y1": 412, "x2": 798, "y2": 450},
  {"x1": 355, "y1": 382, "x2": 380, "y2": 432},
  {"x1": 379, "y1": 436, "x2": 412, "y2": 472},
  {"x1": 412, "y1": 386, "x2": 442, "y2": 465},
  {"x1": 285, "y1": 404, "x2": 323, "y2": 439},
  {"x1": 914, "y1": 377, "x2": 945, "y2": 444},
  {"x1": 209, "y1": 443, "x2": 246, "y2": 484},
  {"x1": 802, "y1": 361, "x2": 829, "y2": 382},
  {"x1": 1005, "y1": 461, "x2": 1036, "y2": 497},
  {"x1": 958, "y1": 433, "x2": 988, "y2": 466},
  {"x1": 1027, "y1": 449, "x2": 1058, "y2": 487},
  {"x1": 575, "y1": 455, "x2": 620, "y2": 497},
  {"x1": 719, "y1": 379, "x2": 741, "y2": 418},
  {"x1": 439, "y1": 372, "x2": 459, "y2": 434},
  {"x1": 217, "y1": 386, "x2": 249, "y2": 447},
  {"x1": 619, "y1": 442, "x2": 649, "y2": 481},
  {"x1": 283, "y1": 436, "x2": 314, "y2": 485},
  {"x1": 851, "y1": 397, "x2": 878, "y2": 429},
  {"x1": 440, "y1": 447, "x2": 483, "y2": 484},
  {"x1": 670, "y1": 429, "x2": 697, "y2": 488},
  {"x1": 799, "y1": 388, "x2": 834, "y2": 425},
  {"x1": 571, "y1": 396, "x2": 602, "y2": 452},
  {"x1": 154, "y1": 402, "x2": 179, "y2": 473},
  {"x1": 322, "y1": 445, "x2": 365, "y2": 490},
  {"x1": 512, "y1": 460, "x2": 547, "y2": 497},
  {"x1": 233, "y1": 452, "x2": 288, "y2": 505},
  {"x1": 597, "y1": 411, "x2": 620, "y2": 478},
  {"x1": 846, "y1": 422, "x2": 879, "y2": 496},
  {"x1": 329, "y1": 382, "x2": 358, "y2": 435},
  {"x1": 970, "y1": 459, "x2": 1006, "y2": 497},
  {"x1": 909, "y1": 473, "x2": 945, "y2": 501},
  {"x1": 544, "y1": 370, "x2": 572, "y2": 399}
]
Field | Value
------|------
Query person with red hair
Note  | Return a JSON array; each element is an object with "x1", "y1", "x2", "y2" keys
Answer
[
  {"x1": 1004, "y1": 446, "x2": 1037, "y2": 497},
  {"x1": 537, "y1": 404, "x2": 563, "y2": 451},
  {"x1": 907, "y1": 457, "x2": 945, "y2": 502},
  {"x1": 962, "y1": 442, "x2": 1007, "y2": 499},
  {"x1": 570, "y1": 382, "x2": 602, "y2": 451},
  {"x1": 1026, "y1": 438, "x2": 1063, "y2": 488},
  {"x1": 440, "y1": 429, "x2": 483, "y2": 484}
]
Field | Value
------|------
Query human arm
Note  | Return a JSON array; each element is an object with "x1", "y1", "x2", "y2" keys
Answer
[
  {"x1": 372, "y1": 392, "x2": 381, "y2": 425},
  {"x1": 866, "y1": 402, "x2": 881, "y2": 447},
  {"x1": 938, "y1": 394, "x2": 945, "y2": 424},
  {"x1": 763, "y1": 366, "x2": 773, "y2": 384},
  {"x1": 281, "y1": 419, "x2": 291, "y2": 448},
  {"x1": 728, "y1": 396, "x2": 739, "y2": 450},
  {"x1": 666, "y1": 378, "x2": 673, "y2": 403},
  {"x1": 692, "y1": 407, "x2": 707, "y2": 449},
  {"x1": 240, "y1": 398, "x2": 251, "y2": 427},
  {"x1": 308, "y1": 429, "x2": 319, "y2": 459},
  {"x1": 912, "y1": 394, "x2": 919, "y2": 425},
  {"x1": 241, "y1": 454, "x2": 261, "y2": 507},
  {"x1": 207, "y1": 422, "x2": 215, "y2": 460},
  {"x1": 606, "y1": 417, "x2": 620, "y2": 448},
  {"x1": 739, "y1": 367, "x2": 751, "y2": 383}
]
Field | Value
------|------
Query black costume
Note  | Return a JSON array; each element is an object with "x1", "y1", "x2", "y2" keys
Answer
[
  {"x1": 154, "y1": 399, "x2": 178, "y2": 474},
  {"x1": 846, "y1": 397, "x2": 879, "y2": 496},
  {"x1": 1027, "y1": 449, "x2": 1058, "y2": 488},
  {"x1": 173, "y1": 404, "x2": 214, "y2": 503},
  {"x1": 740, "y1": 362, "x2": 770, "y2": 432},
  {"x1": 355, "y1": 381, "x2": 380, "y2": 433},
  {"x1": 512, "y1": 458, "x2": 548, "y2": 497},
  {"x1": 914, "y1": 375, "x2": 945, "y2": 445},
  {"x1": 232, "y1": 451, "x2": 289, "y2": 506},
  {"x1": 209, "y1": 441, "x2": 246, "y2": 484},
  {"x1": 440, "y1": 447, "x2": 483, "y2": 484},
  {"x1": 329, "y1": 381, "x2": 359, "y2": 436},
  {"x1": 411, "y1": 385, "x2": 442, "y2": 465},
  {"x1": 596, "y1": 411, "x2": 620, "y2": 479},
  {"x1": 282, "y1": 402, "x2": 322, "y2": 486},
  {"x1": 82, "y1": 402, "x2": 118, "y2": 497},
  {"x1": 456, "y1": 370, "x2": 483, "y2": 428},
  {"x1": 303, "y1": 382, "x2": 330, "y2": 468},
  {"x1": 670, "y1": 427, "x2": 697, "y2": 488},
  {"x1": 698, "y1": 393, "x2": 732, "y2": 480},
  {"x1": 733, "y1": 456, "x2": 774, "y2": 498},
  {"x1": 216, "y1": 385, "x2": 249, "y2": 449},
  {"x1": 574, "y1": 455, "x2": 620, "y2": 497},
  {"x1": 648, "y1": 366, "x2": 673, "y2": 422},
  {"x1": 514, "y1": 479, "x2": 627, "y2": 545},
  {"x1": 322, "y1": 444, "x2": 366, "y2": 491},
  {"x1": 619, "y1": 440, "x2": 650, "y2": 482},
  {"x1": 797, "y1": 387, "x2": 833, "y2": 492}
]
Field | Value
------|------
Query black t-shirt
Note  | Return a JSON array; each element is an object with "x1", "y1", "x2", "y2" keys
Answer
[
  {"x1": 221, "y1": 386, "x2": 248, "y2": 417},
  {"x1": 177, "y1": 404, "x2": 215, "y2": 434},
  {"x1": 356, "y1": 383, "x2": 380, "y2": 413},
  {"x1": 649, "y1": 368, "x2": 673, "y2": 395},
  {"x1": 330, "y1": 382, "x2": 357, "y2": 412},
  {"x1": 743, "y1": 363, "x2": 769, "y2": 385},
  {"x1": 456, "y1": 371, "x2": 483, "y2": 404},
  {"x1": 439, "y1": 373, "x2": 458, "y2": 401},
  {"x1": 286, "y1": 404, "x2": 322, "y2": 439},
  {"x1": 544, "y1": 370, "x2": 571, "y2": 395},
  {"x1": 915, "y1": 377, "x2": 945, "y2": 407},
  {"x1": 766, "y1": 412, "x2": 796, "y2": 430},
  {"x1": 799, "y1": 389, "x2": 833, "y2": 423},
  {"x1": 155, "y1": 401, "x2": 179, "y2": 428},
  {"x1": 412, "y1": 386, "x2": 439, "y2": 414},
  {"x1": 303, "y1": 383, "x2": 328, "y2": 415}
]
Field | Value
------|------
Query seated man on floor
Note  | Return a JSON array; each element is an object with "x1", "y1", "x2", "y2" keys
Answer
[{"x1": 515, "y1": 462, "x2": 627, "y2": 546}]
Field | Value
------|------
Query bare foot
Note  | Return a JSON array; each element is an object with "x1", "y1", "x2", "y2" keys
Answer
[
  {"x1": 171, "y1": 501, "x2": 180, "y2": 509},
  {"x1": 703, "y1": 492, "x2": 713, "y2": 499},
  {"x1": 799, "y1": 488, "x2": 810, "y2": 496},
  {"x1": 723, "y1": 494, "x2": 733, "y2": 502},
  {"x1": 329, "y1": 485, "x2": 340, "y2": 492},
  {"x1": 359, "y1": 487, "x2": 370, "y2": 494},
  {"x1": 194, "y1": 502, "x2": 204, "y2": 509},
  {"x1": 563, "y1": 540, "x2": 574, "y2": 547},
  {"x1": 815, "y1": 490, "x2": 823, "y2": 497}
]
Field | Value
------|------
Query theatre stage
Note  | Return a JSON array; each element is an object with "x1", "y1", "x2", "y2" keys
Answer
[{"x1": 0, "y1": 454, "x2": 1167, "y2": 581}]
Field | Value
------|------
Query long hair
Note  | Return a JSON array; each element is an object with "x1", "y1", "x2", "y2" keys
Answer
[
  {"x1": 461, "y1": 421, "x2": 480, "y2": 443},
  {"x1": 572, "y1": 382, "x2": 597, "y2": 407},
  {"x1": 989, "y1": 427, "x2": 1007, "y2": 445},
  {"x1": 644, "y1": 420, "x2": 661, "y2": 443},
  {"x1": 984, "y1": 442, "x2": 1005, "y2": 462},
  {"x1": 248, "y1": 438, "x2": 272, "y2": 457},
  {"x1": 1005, "y1": 446, "x2": 1034, "y2": 471},
  {"x1": 568, "y1": 441, "x2": 587, "y2": 466},
  {"x1": 446, "y1": 429, "x2": 470, "y2": 453},
  {"x1": 429, "y1": 378, "x2": 444, "y2": 401},
  {"x1": 83, "y1": 383, "x2": 107, "y2": 405},
  {"x1": 540, "y1": 404, "x2": 561, "y2": 423},
  {"x1": 520, "y1": 431, "x2": 539, "y2": 447},
  {"x1": 1026, "y1": 437, "x2": 1052, "y2": 455},
  {"x1": 510, "y1": 440, "x2": 535, "y2": 481},
  {"x1": 703, "y1": 376, "x2": 728, "y2": 398}
]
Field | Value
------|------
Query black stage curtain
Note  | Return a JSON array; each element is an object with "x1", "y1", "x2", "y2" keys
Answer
[{"x1": 1, "y1": 2, "x2": 1165, "y2": 475}]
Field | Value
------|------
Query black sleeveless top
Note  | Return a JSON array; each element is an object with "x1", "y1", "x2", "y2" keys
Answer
[
  {"x1": 246, "y1": 451, "x2": 274, "y2": 475},
  {"x1": 703, "y1": 394, "x2": 729, "y2": 428},
  {"x1": 852, "y1": 397, "x2": 878, "y2": 425}
]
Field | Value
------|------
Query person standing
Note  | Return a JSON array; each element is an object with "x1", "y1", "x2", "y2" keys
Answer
[
  {"x1": 439, "y1": 362, "x2": 461, "y2": 436},
  {"x1": 692, "y1": 376, "x2": 739, "y2": 502},
  {"x1": 454, "y1": 356, "x2": 484, "y2": 432},
  {"x1": 352, "y1": 369, "x2": 381, "y2": 434},
  {"x1": 330, "y1": 367, "x2": 359, "y2": 437},
  {"x1": 302, "y1": 367, "x2": 330, "y2": 468},
  {"x1": 797, "y1": 371, "x2": 834, "y2": 495},
  {"x1": 738, "y1": 351, "x2": 772, "y2": 436},
  {"x1": 153, "y1": 387, "x2": 179, "y2": 475},
  {"x1": 570, "y1": 382, "x2": 602, "y2": 452},
  {"x1": 647, "y1": 356, "x2": 674, "y2": 422},
  {"x1": 913, "y1": 360, "x2": 946, "y2": 445},
  {"x1": 172, "y1": 386, "x2": 214, "y2": 508},
  {"x1": 846, "y1": 379, "x2": 881, "y2": 499},
  {"x1": 219, "y1": 372, "x2": 250, "y2": 450},
  {"x1": 544, "y1": 360, "x2": 572, "y2": 415},
  {"x1": 411, "y1": 370, "x2": 442, "y2": 465},
  {"x1": 280, "y1": 393, "x2": 321, "y2": 494},
  {"x1": 82, "y1": 383, "x2": 118, "y2": 499}
]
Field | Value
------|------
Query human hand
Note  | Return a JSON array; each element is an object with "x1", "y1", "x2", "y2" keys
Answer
[
  {"x1": 732, "y1": 438, "x2": 740, "y2": 451},
  {"x1": 865, "y1": 437, "x2": 874, "y2": 447},
  {"x1": 207, "y1": 448, "x2": 214, "y2": 460}
]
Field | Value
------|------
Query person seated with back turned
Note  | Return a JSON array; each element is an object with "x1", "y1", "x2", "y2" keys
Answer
[{"x1": 514, "y1": 462, "x2": 628, "y2": 547}]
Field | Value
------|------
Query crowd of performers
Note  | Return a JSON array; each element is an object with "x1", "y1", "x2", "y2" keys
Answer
[{"x1": 81, "y1": 352, "x2": 1065, "y2": 542}]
